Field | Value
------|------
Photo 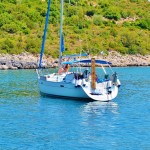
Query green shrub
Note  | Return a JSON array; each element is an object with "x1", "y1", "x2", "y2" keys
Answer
[
  {"x1": 128, "y1": 45, "x2": 138, "y2": 54},
  {"x1": 138, "y1": 18, "x2": 150, "y2": 30},
  {"x1": 123, "y1": 22, "x2": 131, "y2": 27},
  {"x1": 121, "y1": 33, "x2": 136, "y2": 48},
  {"x1": 7, "y1": 0, "x2": 17, "y2": 4},
  {"x1": 1, "y1": 39, "x2": 14, "y2": 53},
  {"x1": 98, "y1": 1, "x2": 110, "y2": 9},
  {"x1": 26, "y1": 10, "x2": 40, "y2": 22},
  {"x1": 0, "y1": 3, "x2": 5, "y2": 13},
  {"x1": 104, "y1": 8, "x2": 121, "y2": 21},
  {"x1": 0, "y1": 12, "x2": 13, "y2": 27},
  {"x1": 86, "y1": 10, "x2": 95, "y2": 17},
  {"x1": 2, "y1": 23, "x2": 19, "y2": 33},
  {"x1": 121, "y1": 11, "x2": 130, "y2": 18},
  {"x1": 21, "y1": 23, "x2": 30, "y2": 34},
  {"x1": 66, "y1": 6, "x2": 77, "y2": 17},
  {"x1": 110, "y1": 28, "x2": 118, "y2": 37},
  {"x1": 25, "y1": 39, "x2": 36, "y2": 52},
  {"x1": 93, "y1": 15, "x2": 104, "y2": 26},
  {"x1": 117, "y1": 47, "x2": 128, "y2": 54},
  {"x1": 109, "y1": 42, "x2": 117, "y2": 49},
  {"x1": 130, "y1": 0, "x2": 138, "y2": 2}
]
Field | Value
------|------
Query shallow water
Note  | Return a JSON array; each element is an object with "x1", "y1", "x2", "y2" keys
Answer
[{"x1": 0, "y1": 67, "x2": 150, "y2": 149}]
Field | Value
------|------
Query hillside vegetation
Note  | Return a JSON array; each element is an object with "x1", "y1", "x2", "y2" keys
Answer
[{"x1": 0, "y1": 0, "x2": 150, "y2": 58}]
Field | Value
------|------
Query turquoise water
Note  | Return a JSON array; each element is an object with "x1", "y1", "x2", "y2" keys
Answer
[{"x1": 0, "y1": 67, "x2": 150, "y2": 150}]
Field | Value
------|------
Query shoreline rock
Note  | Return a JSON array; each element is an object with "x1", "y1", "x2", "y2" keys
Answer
[{"x1": 0, "y1": 52, "x2": 150, "y2": 70}]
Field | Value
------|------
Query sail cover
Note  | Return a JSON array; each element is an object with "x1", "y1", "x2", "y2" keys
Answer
[
  {"x1": 62, "y1": 59, "x2": 112, "y2": 65},
  {"x1": 61, "y1": 33, "x2": 65, "y2": 52},
  {"x1": 78, "y1": 59, "x2": 112, "y2": 65}
]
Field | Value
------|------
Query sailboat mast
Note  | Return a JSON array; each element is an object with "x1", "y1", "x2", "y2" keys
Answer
[
  {"x1": 59, "y1": 0, "x2": 64, "y2": 69},
  {"x1": 39, "y1": 0, "x2": 51, "y2": 68}
]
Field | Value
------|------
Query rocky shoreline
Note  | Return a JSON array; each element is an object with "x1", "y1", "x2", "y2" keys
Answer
[{"x1": 0, "y1": 51, "x2": 150, "y2": 70}]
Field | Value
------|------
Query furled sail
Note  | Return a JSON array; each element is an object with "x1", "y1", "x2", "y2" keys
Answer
[{"x1": 61, "y1": 33, "x2": 65, "y2": 52}]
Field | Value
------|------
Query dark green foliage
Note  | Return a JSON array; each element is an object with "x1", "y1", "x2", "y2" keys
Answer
[
  {"x1": 130, "y1": 0, "x2": 138, "y2": 2},
  {"x1": 86, "y1": 10, "x2": 95, "y2": 17},
  {"x1": 10, "y1": 0, "x2": 16, "y2": 4},
  {"x1": 66, "y1": 6, "x2": 77, "y2": 17},
  {"x1": 138, "y1": 18, "x2": 150, "y2": 30},
  {"x1": 0, "y1": 3, "x2": 5, "y2": 13},
  {"x1": 0, "y1": 0, "x2": 149, "y2": 56},
  {"x1": 64, "y1": 0, "x2": 80, "y2": 5},
  {"x1": 2, "y1": 23, "x2": 19, "y2": 33},
  {"x1": 1, "y1": 39, "x2": 14, "y2": 53},
  {"x1": 121, "y1": 11, "x2": 130, "y2": 19},
  {"x1": 104, "y1": 8, "x2": 121, "y2": 21}
]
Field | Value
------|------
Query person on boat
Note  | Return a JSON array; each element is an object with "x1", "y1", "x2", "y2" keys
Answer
[
  {"x1": 58, "y1": 67, "x2": 64, "y2": 74},
  {"x1": 64, "y1": 64, "x2": 70, "y2": 72},
  {"x1": 58, "y1": 64, "x2": 70, "y2": 74}
]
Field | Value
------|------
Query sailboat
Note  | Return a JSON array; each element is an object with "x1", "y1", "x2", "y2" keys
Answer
[{"x1": 36, "y1": 0, "x2": 121, "y2": 101}]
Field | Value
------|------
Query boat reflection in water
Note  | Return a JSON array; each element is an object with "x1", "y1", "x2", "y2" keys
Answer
[{"x1": 81, "y1": 101, "x2": 119, "y2": 117}]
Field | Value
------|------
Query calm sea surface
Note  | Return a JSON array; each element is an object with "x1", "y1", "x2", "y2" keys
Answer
[{"x1": 0, "y1": 67, "x2": 150, "y2": 150}]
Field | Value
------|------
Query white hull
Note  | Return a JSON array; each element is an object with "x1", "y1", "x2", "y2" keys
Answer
[
  {"x1": 38, "y1": 73, "x2": 119, "y2": 101},
  {"x1": 39, "y1": 79, "x2": 89, "y2": 99}
]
